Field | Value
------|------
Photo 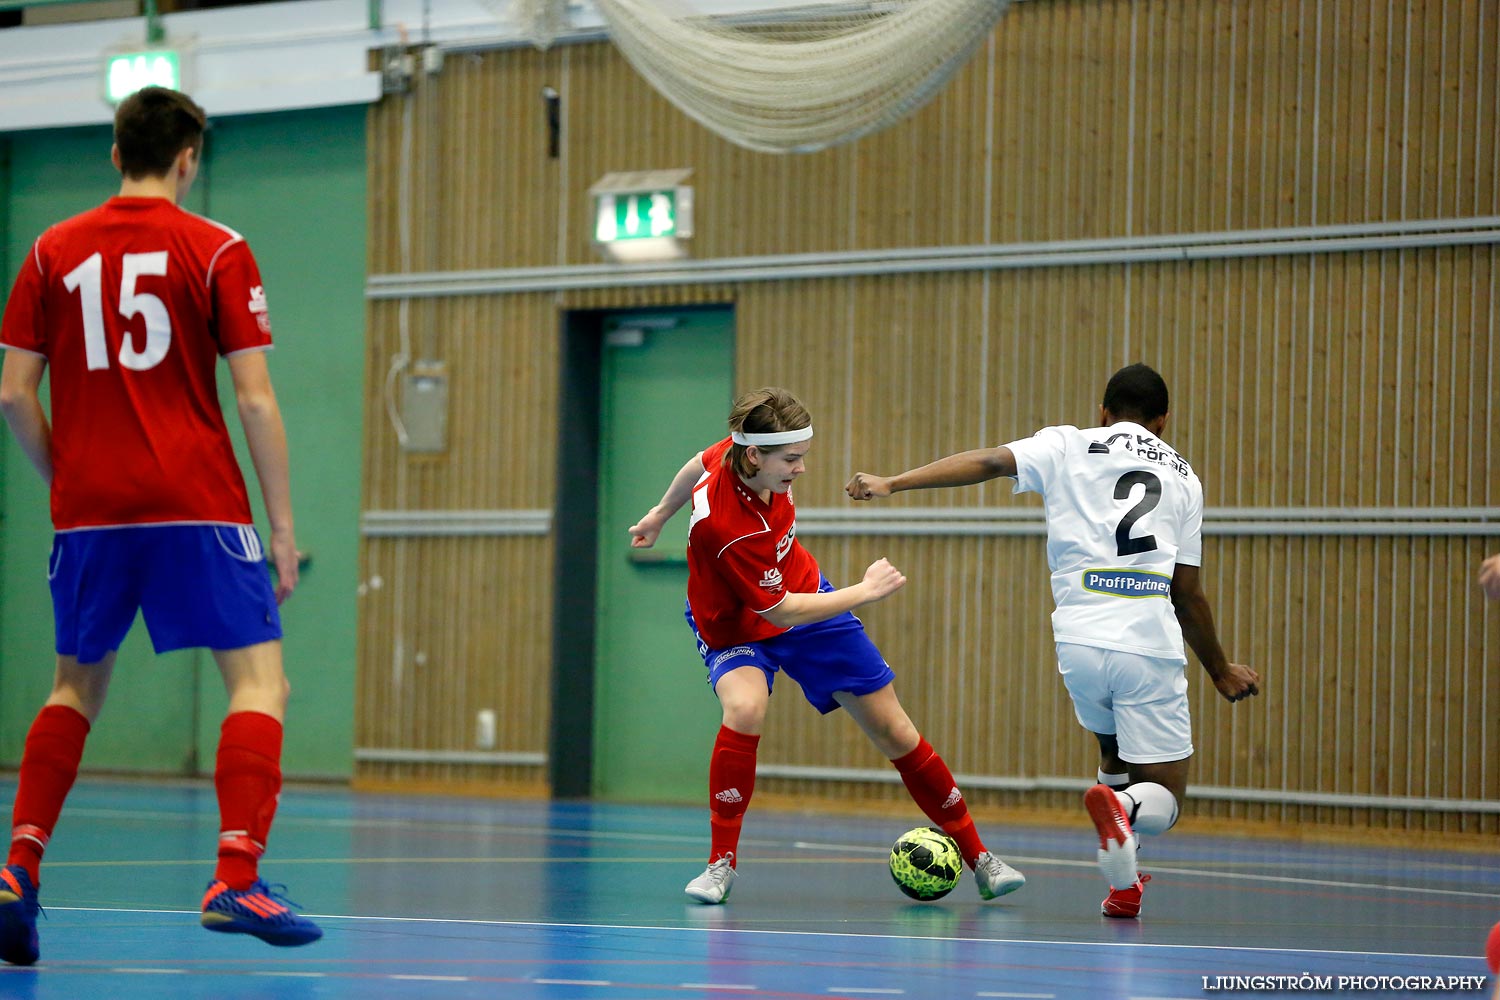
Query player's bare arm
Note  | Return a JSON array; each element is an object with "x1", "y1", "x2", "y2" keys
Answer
[
  {"x1": 228, "y1": 351, "x2": 298, "y2": 603},
  {"x1": 1170, "y1": 563, "x2": 1259, "y2": 702},
  {"x1": 630, "y1": 451, "x2": 707, "y2": 548},
  {"x1": 0, "y1": 350, "x2": 53, "y2": 485},
  {"x1": 846, "y1": 447, "x2": 1017, "y2": 501},
  {"x1": 1479, "y1": 553, "x2": 1500, "y2": 601},
  {"x1": 758, "y1": 557, "x2": 906, "y2": 629}
]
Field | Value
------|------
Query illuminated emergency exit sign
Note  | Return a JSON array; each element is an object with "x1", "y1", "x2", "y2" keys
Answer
[
  {"x1": 105, "y1": 50, "x2": 181, "y2": 104},
  {"x1": 595, "y1": 188, "x2": 682, "y2": 242},
  {"x1": 589, "y1": 169, "x2": 694, "y2": 262}
]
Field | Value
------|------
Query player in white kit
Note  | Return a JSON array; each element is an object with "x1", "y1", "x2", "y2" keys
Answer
[{"x1": 845, "y1": 364, "x2": 1260, "y2": 917}]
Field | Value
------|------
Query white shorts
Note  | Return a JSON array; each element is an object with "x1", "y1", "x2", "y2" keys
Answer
[{"x1": 1055, "y1": 642, "x2": 1194, "y2": 764}]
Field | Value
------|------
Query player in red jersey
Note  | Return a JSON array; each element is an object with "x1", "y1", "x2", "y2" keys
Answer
[
  {"x1": 630, "y1": 387, "x2": 1026, "y2": 904},
  {"x1": 0, "y1": 86, "x2": 320, "y2": 963}
]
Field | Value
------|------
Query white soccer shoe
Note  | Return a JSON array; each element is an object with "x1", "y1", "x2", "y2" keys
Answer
[
  {"x1": 1084, "y1": 783, "x2": 1140, "y2": 892},
  {"x1": 973, "y1": 851, "x2": 1026, "y2": 899},
  {"x1": 684, "y1": 853, "x2": 737, "y2": 904}
]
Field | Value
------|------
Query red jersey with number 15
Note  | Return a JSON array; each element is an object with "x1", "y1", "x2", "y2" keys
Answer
[
  {"x1": 0, "y1": 197, "x2": 271, "y2": 530},
  {"x1": 685, "y1": 437, "x2": 821, "y2": 649}
]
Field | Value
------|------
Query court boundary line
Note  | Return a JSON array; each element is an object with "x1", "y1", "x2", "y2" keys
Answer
[
  {"x1": 38, "y1": 906, "x2": 1491, "y2": 964},
  {"x1": 33, "y1": 850, "x2": 1500, "y2": 901}
]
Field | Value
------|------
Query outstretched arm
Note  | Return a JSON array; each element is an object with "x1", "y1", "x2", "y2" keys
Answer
[
  {"x1": 1170, "y1": 564, "x2": 1259, "y2": 702},
  {"x1": 1480, "y1": 553, "x2": 1500, "y2": 601},
  {"x1": 758, "y1": 557, "x2": 906, "y2": 629},
  {"x1": 846, "y1": 446, "x2": 1017, "y2": 501},
  {"x1": 629, "y1": 452, "x2": 706, "y2": 548},
  {"x1": 228, "y1": 350, "x2": 298, "y2": 604},
  {"x1": 0, "y1": 350, "x2": 52, "y2": 484}
]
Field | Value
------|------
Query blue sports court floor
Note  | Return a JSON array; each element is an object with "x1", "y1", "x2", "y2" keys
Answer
[{"x1": 0, "y1": 779, "x2": 1493, "y2": 999}]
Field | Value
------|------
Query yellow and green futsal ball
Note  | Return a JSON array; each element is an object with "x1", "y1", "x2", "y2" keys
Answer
[{"x1": 888, "y1": 826, "x2": 962, "y2": 901}]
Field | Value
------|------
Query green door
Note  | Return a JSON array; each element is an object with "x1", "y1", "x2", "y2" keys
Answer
[{"x1": 592, "y1": 307, "x2": 734, "y2": 802}]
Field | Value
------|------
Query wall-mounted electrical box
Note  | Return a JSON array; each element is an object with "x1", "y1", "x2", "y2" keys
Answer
[{"x1": 401, "y1": 362, "x2": 448, "y2": 453}]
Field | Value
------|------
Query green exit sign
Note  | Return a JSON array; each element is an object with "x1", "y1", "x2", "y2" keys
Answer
[
  {"x1": 105, "y1": 50, "x2": 181, "y2": 104},
  {"x1": 594, "y1": 189, "x2": 682, "y2": 242},
  {"x1": 589, "y1": 170, "x2": 694, "y2": 261}
]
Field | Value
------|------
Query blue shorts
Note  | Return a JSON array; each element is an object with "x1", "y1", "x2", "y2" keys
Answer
[
  {"x1": 49, "y1": 524, "x2": 283, "y2": 664},
  {"x1": 686, "y1": 576, "x2": 896, "y2": 715}
]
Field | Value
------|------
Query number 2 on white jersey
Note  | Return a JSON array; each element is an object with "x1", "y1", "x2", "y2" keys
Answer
[
  {"x1": 1113, "y1": 470, "x2": 1162, "y2": 555},
  {"x1": 62, "y1": 251, "x2": 172, "y2": 371}
]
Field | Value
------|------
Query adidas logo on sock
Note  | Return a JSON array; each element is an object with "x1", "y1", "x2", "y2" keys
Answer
[
  {"x1": 941, "y1": 787, "x2": 963, "y2": 809},
  {"x1": 714, "y1": 788, "x2": 744, "y2": 804}
]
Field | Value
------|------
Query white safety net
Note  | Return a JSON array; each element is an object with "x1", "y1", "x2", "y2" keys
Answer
[
  {"x1": 589, "y1": 0, "x2": 1011, "y2": 153},
  {"x1": 480, "y1": 0, "x2": 1010, "y2": 152}
]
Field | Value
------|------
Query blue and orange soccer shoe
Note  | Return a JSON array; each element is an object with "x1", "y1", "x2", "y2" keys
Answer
[
  {"x1": 0, "y1": 864, "x2": 41, "y2": 966},
  {"x1": 201, "y1": 878, "x2": 323, "y2": 947}
]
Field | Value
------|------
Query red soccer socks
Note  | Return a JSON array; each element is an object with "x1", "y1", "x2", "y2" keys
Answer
[
  {"x1": 8, "y1": 705, "x2": 91, "y2": 886},
  {"x1": 891, "y1": 737, "x2": 986, "y2": 865},
  {"x1": 213, "y1": 712, "x2": 284, "y2": 890},
  {"x1": 707, "y1": 725, "x2": 759, "y2": 866}
]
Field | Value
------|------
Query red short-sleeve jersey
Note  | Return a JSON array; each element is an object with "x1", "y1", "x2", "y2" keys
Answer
[
  {"x1": 1, "y1": 197, "x2": 271, "y2": 530},
  {"x1": 685, "y1": 437, "x2": 821, "y2": 649}
]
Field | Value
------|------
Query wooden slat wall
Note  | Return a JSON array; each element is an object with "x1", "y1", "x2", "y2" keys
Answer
[
  {"x1": 738, "y1": 248, "x2": 1497, "y2": 511},
  {"x1": 367, "y1": 0, "x2": 1500, "y2": 268},
  {"x1": 733, "y1": 255, "x2": 1499, "y2": 834},
  {"x1": 358, "y1": 0, "x2": 1500, "y2": 828},
  {"x1": 357, "y1": 535, "x2": 553, "y2": 788}
]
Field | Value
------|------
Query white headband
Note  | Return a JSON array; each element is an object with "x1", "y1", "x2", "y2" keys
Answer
[{"x1": 731, "y1": 426, "x2": 814, "y2": 447}]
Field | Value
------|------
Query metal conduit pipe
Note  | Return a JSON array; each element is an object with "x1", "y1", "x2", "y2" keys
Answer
[
  {"x1": 354, "y1": 748, "x2": 547, "y2": 766},
  {"x1": 353, "y1": 507, "x2": 1498, "y2": 538},
  {"x1": 361, "y1": 509, "x2": 552, "y2": 537},
  {"x1": 793, "y1": 507, "x2": 1500, "y2": 538},
  {"x1": 348, "y1": 750, "x2": 1500, "y2": 813},
  {"x1": 366, "y1": 219, "x2": 1500, "y2": 300},
  {"x1": 753, "y1": 764, "x2": 1500, "y2": 815}
]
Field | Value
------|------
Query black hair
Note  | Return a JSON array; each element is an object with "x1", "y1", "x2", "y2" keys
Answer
[{"x1": 1102, "y1": 363, "x2": 1170, "y2": 422}]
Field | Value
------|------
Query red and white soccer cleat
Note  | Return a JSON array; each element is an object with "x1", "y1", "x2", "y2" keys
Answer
[
  {"x1": 1084, "y1": 783, "x2": 1141, "y2": 902},
  {"x1": 1101, "y1": 873, "x2": 1152, "y2": 918}
]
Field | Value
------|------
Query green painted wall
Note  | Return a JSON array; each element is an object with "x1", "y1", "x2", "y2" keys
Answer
[{"x1": 0, "y1": 106, "x2": 365, "y2": 779}]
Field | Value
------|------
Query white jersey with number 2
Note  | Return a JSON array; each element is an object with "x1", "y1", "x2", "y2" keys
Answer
[{"x1": 1005, "y1": 421, "x2": 1203, "y2": 662}]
